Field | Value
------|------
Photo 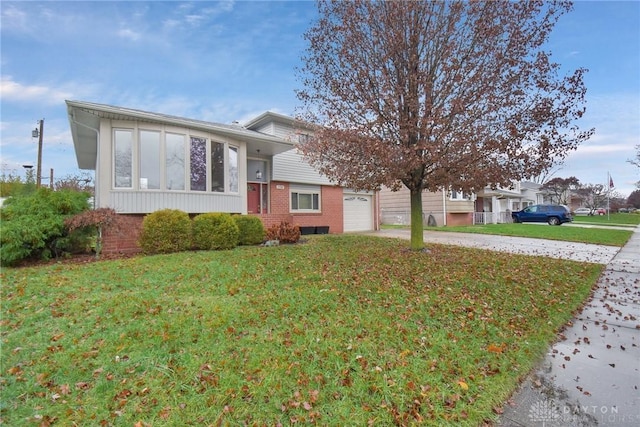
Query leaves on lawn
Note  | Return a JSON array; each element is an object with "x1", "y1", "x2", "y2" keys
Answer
[{"x1": 1, "y1": 235, "x2": 605, "y2": 425}]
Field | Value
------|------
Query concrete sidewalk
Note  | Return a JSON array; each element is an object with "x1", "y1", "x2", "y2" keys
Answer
[{"x1": 497, "y1": 226, "x2": 640, "y2": 426}]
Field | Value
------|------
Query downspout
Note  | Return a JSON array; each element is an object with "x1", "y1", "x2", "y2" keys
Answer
[{"x1": 69, "y1": 114, "x2": 100, "y2": 209}]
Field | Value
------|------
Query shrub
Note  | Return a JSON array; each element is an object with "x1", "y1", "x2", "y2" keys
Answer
[
  {"x1": 265, "y1": 221, "x2": 301, "y2": 244},
  {"x1": 139, "y1": 209, "x2": 191, "y2": 254},
  {"x1": 65, "y1": 208, "x2": 121, "y2": 258},
  {"x1": 234, "y1": 215, "x2": 265, "y2": 245},
  {"x1": 192, "y1": 213, "x2": 239, "y2": 250},
  {"x1": 0, "y1": 188, "x2": 91, "y2": 266}
]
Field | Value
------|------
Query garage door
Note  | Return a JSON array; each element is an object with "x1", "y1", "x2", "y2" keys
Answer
[{"x1": 343, "y1": 193, "x2": 373, "y2": 232}]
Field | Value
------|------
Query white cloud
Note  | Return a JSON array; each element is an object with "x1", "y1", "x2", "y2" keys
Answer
[
  {"x1": 117, "y1": 28, "x2": 142, "y2": 41},
  {"x1": 0, "y1": 77, "x2": 73, "y2": 105}
]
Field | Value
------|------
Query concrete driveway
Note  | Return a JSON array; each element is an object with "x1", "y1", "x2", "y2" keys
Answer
[{"x1": 370, "y1": 228, "x2": 621, "y2": 264}]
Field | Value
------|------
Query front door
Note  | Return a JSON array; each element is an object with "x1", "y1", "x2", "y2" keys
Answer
[{"x1": 247, "y1": 183, "x2": 261, "y2": 214}]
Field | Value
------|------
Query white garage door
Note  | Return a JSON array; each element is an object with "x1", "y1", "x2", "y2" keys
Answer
[{"x1": 343, "y1": 193, "x2": 373, "y2": 232}]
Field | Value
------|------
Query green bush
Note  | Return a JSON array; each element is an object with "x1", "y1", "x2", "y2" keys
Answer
[
  {"x1": 192, "y1": 213, "x2": 239, "y2": 250},
  {"x1": 139, "y1": 209, "x2": 191, "y2": 254},
  {"x1": 0, "y1": 188, "x2": 91, "y2": 266},
  {"x1": 234, "y1": 215, "x2": 265, "y2": 245}
]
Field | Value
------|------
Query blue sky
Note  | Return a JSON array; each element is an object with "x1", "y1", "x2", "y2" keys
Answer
[{"x1": 1, "y1": 1, "x2": 638, "y2": 197}]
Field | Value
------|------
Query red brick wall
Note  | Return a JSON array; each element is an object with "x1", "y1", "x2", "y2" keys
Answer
[
  {"x1": 258, "y1": 182, "x2": 343, "y2": 234},
  {"x1": 446, "y1": 212, "x2": 473, "y2": 226},
  {"x1": 102, "y1": 214, "x2": 144, "y2": 254}
]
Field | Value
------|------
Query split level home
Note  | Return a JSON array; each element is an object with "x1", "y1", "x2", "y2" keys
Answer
[
  {"x1": 66, "y1": 100, "x2": 378, "y2": 253},
  {"x1": 379, "y1": 181, "x2": 546, "y2": 226}
]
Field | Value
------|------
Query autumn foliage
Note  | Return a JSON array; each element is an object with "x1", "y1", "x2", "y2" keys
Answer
[
  {"x1": 265, "y1": 221, "x2": 301, "y2": 243},
  {"x1": 298, "y1": 0, "x2": 593, "y2": 249}
]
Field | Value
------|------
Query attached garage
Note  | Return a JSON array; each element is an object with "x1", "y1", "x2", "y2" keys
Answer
[{"x1": 343, "y1": 192, "x2": 374, "y2": 232}]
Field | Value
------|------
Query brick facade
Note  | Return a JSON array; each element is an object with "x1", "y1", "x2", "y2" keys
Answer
[
  {"x1": 102, "y1": 214, "x2": 144, "y2": 254},
  {"x1": 101, "y1": 183, "x2": 345, "y2": 253},
  {"x1": 258, "y1": 182, "x2": 343, "y2": 233}
]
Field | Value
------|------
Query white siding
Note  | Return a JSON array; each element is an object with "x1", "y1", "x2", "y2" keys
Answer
[
  {"x1": 273, "y1": 150, "x2": 333, "y2": 185},
  {"x1": 108, "y1": 191, "x2": 243, "y2": 214}
]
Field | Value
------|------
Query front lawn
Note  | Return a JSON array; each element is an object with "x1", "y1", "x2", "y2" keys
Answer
[
  {"x1": 439, "y1": 223, "x2": 632, "y2": 246},
  {"x1": 572, "y1": 212, "x2": 640, "y2": 226},
  {"x1": 1, "y1": 235, "x2": 603, "y2": 426}
]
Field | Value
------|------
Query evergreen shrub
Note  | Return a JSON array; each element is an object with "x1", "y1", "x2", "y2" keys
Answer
[
  {"x1": 234, "y1": 215, "x2": 265, "y2": 245},
  {"x1": 0, "y1": 188, "x2": 91, "y2": 266},
  {"x1": 192, "y1": 212, "x2": 239, "y2": 250},
  {"x1": 139, "y1": 209, "x2": 191, "y2": 254}
]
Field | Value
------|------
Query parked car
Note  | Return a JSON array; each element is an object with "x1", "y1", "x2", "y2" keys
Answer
[
  {"x1": 512, "y1": 204, "x2": 572, "y2": 225},
  {"x1": 573, "y1": 207, "x2": 592, "y2": 216},
  {"x1": 574, "y1": 207, "x2": 606, "y2": 216}
]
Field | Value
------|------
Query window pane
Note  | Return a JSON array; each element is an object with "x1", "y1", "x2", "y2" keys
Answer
[
  {"x1": 190, "y1": 137, "x2": 207, "y2": 191},
  {"x1": 299, "y1": 193, "x2": 313, "y2": 210},
  {"x1": 291, "y1": 192, "x2": 298, "y2": 210},
  {"x1": 166, "y1": 133, "x2": 185, "y2": 190},
  {"x1": 313, "y1": 193, "x2": 319, "y2": 210},
  {"x1": 229, "y1": 146, "x2": 238, "y2": 193},
  {"x1": 211, "y1": 142, "x2": 225, "y2": 192},
  {"x1": 114, "y1": 130, "x2": 132, "y2": 188},
  {"x1": 140, "y1": 130, "x2": 160, "y2": 189}
]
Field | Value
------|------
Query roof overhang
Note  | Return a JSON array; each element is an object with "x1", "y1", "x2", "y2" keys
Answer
[
  {"x1": 477, "y1": 188, "x2": 524, "y2": 198},
  {"x1": 66, "y1": 100, "x2": 297, "y2": 170}
]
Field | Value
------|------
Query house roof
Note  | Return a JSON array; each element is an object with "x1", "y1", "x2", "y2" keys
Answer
[
  {"x1": 477, "y1": 187, "x2": 524, "y2": 199},
  {"x1": 66, "y1": 100, "x2": 296, "y2": 170},
  {"x1": 243, "y1": 111, "x2": 313, "y2": 132}
]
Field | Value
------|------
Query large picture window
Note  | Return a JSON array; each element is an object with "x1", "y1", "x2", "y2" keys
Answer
[
  {"x1": 166, "y1": 133, "x2": 185, "y2": 190},
  {"x1": 113, "y1": 130, "x2": 237, "y2": 193},
  {"x1": 229, "y1": 146, "x2": 238, "y2": 193},
  {"x1": 139, "y1": 130, "x2": 160, "y2": 189},
  {"x1": 211, "y1": 142, "x2": 225, "y2": 192},
  {"x1": 190, "y1": 136, "x2": 207, "y2": 191},
  {"x1": 114, "y1": 130, "x2": 132, "y2": 188}
]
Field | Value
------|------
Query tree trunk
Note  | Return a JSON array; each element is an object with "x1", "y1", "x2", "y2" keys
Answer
[{"x1": 410, "y1": 188, "x2": 424, "y2": 251}]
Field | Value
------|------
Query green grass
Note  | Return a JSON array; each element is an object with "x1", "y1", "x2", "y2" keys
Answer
[
  {"x1": 572, "y1": 212, "x2": 640, "y2": 226},
  {"x1": 1, "y1": 235, "x2": 604, "y2": 426},
  {"x1": 438, "y1": 223, "x2": 632, "y2": 246}
]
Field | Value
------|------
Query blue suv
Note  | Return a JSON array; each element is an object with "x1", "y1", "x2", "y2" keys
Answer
[{"x1": 511, "y1": 204, "x2": 572, "y2": 226}]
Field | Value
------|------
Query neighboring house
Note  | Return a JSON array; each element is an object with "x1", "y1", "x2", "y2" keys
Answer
[
  {"x1": 66, "y1": 101, "x2": 377, "y2": 253},
  {"x1": 379, "y1": 186, "x2": 475, "y2": 227},
  {"x1": 379, "y1": 181, "x2": 546, "y2": 226},
  {"x1": 474, "y1": 181, "x2": 543, "y2": 224}
]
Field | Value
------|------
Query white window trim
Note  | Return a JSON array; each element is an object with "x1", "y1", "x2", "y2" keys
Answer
[
  {"x1": 290, "y1": 184, "x2": 321, "y2": 213},
  {"x1": 450, "y1": 189, "x2": 471, "y2": 201}
]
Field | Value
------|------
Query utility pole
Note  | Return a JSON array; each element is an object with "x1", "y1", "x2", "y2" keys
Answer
[{"x1": 36, "y1": 119, "x2": 43, "y2": 188}]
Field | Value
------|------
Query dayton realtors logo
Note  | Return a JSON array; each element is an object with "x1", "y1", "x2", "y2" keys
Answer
[
  {"x1": 528, "y1": 399, "x2": 560, "y2": 426},
  {"x1": 527, "y1": 399, "x2": 632, "y2": 426}
]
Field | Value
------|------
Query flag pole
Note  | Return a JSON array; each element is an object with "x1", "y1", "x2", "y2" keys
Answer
[{"x1": 607, "y1": 172, "x2": 611, "y2": 220}]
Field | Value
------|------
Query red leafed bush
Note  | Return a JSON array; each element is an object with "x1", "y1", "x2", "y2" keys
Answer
[{"x1": 265, "y1": 221, "x2": 300, "y2": 244}]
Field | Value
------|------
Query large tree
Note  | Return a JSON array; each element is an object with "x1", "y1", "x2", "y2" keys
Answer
[
  {"x1": 541, "y1": 176, "x2": 580, "y2": 205},
  {"x1": 297, "y1": 0, "x2": 593, "y2": 250}
]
